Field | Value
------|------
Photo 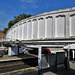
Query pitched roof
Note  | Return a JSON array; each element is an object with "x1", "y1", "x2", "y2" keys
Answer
[{"x1": 0, "y1": 30, "x2": 4, "y2": 38}]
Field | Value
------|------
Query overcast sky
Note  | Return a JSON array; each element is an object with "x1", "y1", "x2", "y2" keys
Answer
[{"x1": 0, "y1": 0, "x2": 75, "y2": 30}]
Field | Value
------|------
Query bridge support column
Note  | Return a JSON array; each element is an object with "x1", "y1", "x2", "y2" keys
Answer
[
  {"x1": 8, "y1": 47, "x2": 12, "y2": 56},
  {"x1": 73, "y1": 50, "x2": 74, "y2": 63},
  {"x1": 38, "y1": 45, "x2": 42, "y2": 75},
  {"x1": 68, "y1": 48, "x2": 70, "y2": 60},
  {"x1": 26, "y1": 45, "x2": 42, "y2": 75},
  {"x1": 65, "y1": 51, "x2": 67, "y2": 57},
  {"x1": 18, "y1": 46, "x2": 19, "y2": 55}
]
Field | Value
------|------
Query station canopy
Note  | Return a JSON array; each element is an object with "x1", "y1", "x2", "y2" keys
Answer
[{"x1": 64, "y1": 44, "x2": 75, "y2": 49}]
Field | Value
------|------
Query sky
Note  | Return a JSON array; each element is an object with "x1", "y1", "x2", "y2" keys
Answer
[{"x1": 0, "y1": 0, "x2": 75, "y2": 30}]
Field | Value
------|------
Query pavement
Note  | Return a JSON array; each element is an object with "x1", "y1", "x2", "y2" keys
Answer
[
  {"x1": 22, "y1": 62, "x2": 75, "y2": 75},
  {"x1": 0, "y1": 67, "x2": 38, "y2": 75},
  {"x1": 0, "y1": 54, "x2": 37, "y2": 62},
  {"x1": 43, "y1": 62, "x2": 75, "y2": 75}
]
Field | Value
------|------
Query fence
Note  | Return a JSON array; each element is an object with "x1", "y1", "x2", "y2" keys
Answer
[{"x1": 41, "y1": 52, "x2": 67, "y2": 70}]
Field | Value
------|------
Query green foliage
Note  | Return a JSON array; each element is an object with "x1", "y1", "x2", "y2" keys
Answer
[
  {"x1": 13, "y1": 13, "x2": 31, "y2": 23},
  {"x1": 3, "y1": 28, "x2": 8, "y2": 33},
  {"x1": 3, "y1": 13, "x2": 32, "y2": 33},
  {"x1": 8, "y1": 20, "x2": 15, "y2": 29}
]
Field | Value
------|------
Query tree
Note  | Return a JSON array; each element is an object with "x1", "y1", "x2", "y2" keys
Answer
[
  {"x1": 8, "y1": 20, "x2": 15, "y2": 29},
  {"x1": 3, "y1": 28, "x2": 8, "y2": 33}
]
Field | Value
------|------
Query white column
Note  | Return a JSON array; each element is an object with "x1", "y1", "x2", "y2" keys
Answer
[
  {"x1": 65, "y1": 51, "x2": 67, "y2": 57},
  {"x1": 22, "y1": 22, "x2": 24, "y2": 40},
  {"x1": 38, "y1": 46, "x2": 42, "y2": 70},
  {"x1": 65, "y1": 15, "x2": 69, "y2": 38},
  {"x1": 37, "y1": 19, "x2": 39, "y2": 39},
  {"x1": 8, "y1": 47, "x2": 12, "y2": 56},
  {"x1": 32, "y1": 21, "x2": 33, "y2": 39},
  {"x1": 68, "y1": 46, "x2": 70, "y2": 60},
  {"x1": 73, "y1": 50, "x2": 74, "y2": 63},
  {"x1": 45, "y1": 18, "x2": 47, "y2": 38},
  {"x1": 53, "y1": 16, "x2": 55, "y2": 38},
  {"x1": 27, "y1": 22, "x2": 28, "y2": 40}
]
